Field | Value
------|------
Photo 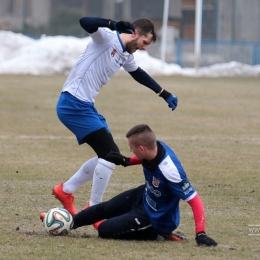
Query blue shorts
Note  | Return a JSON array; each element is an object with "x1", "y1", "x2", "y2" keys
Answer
[{"x1": 56, "y1": 92, "x2": 110, "y2": 145}]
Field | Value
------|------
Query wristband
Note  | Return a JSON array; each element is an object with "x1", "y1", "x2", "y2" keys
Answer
[{"x1": 159, "y1": 89, "x2": 171, "y2": 100}]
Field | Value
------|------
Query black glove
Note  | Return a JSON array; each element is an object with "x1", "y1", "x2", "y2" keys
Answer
[
  {"x1": 159, "y1": 89, "x2": 178, "y2": 111},
  {"x1": 109, "y1": 20, "x2": 135, "y2": 32},
  {"x1": 195, "y1": 232, "x2": 218, "y2": 246},
  {"x1": 106, "y1": 151, "x2": 130, "y2": 167}
]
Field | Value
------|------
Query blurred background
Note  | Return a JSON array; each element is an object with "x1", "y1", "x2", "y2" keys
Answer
[{"x1": 0, "y1": 0, "x2": 260, "y2": 67}]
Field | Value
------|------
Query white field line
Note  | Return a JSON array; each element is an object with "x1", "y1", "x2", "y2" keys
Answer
[{"x1": 0, "y1": 135, "x2": 259, "y2": 142}]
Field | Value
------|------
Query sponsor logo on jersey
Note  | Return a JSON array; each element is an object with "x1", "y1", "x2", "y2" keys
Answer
[
  {"x1": 152, "y1": 176, "x2": 160, "y2": 188},
  {"x1": 111, "y1": 49, "x2": 117, "y2": 57},
  {"x1": 184, "y1": 187, "x2": 193, "y2": 195},
  {"x1": 146, "y1": 181, "x2": 161, "y2": 197},
  {"x1": 182, "y1": 182, "x2": 190, "y2": 190}
]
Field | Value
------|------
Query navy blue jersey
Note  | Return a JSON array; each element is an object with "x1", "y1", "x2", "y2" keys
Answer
[{"x1": 142, "y1": 141, "x2": 196, "y2": 233}]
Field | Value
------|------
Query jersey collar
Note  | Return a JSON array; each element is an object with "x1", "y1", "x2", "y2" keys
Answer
[
  {"x1": 142, "y1": 141, "x2": 166, "y2": 171},
  {"x1": 116, "y1": 31, "x2": 126, "y2": 52}
]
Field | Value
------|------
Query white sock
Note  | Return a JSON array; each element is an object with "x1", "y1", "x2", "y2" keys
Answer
[
  {"x1": 63, "y1": 157, "x2": 98, "y2": 194},
  {"x1": 89, "y1": 158, "x2": 116, "y2": 206}
]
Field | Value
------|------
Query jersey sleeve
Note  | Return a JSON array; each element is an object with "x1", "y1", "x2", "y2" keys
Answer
[
  {"x1": 122, "y1": 54, "x2": 138, "y2": 72},
  {"x1": 159, "y1": 155, "x2": 197, "y2": 201},
  {"x1": 79, "y1": 17, "x2": 115, "y2": 45},
  {"x1": 90, "y1": 28, "x2": 115, "y2": 45}
]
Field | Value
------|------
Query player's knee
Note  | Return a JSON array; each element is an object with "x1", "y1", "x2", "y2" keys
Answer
[{"x1": 98, "y1": 224, "x2": 114, "y2": 239}]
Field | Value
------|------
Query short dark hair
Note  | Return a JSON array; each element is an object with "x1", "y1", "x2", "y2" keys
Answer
[
  {"x1": 133, "y1": 18, "x2": 156, "y2": 43},
  {"x1": 126, "y1": 124, "x2": 156, "y2": 149}
]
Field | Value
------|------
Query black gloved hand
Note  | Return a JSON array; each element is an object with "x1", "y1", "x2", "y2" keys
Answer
[
  {"x1": 109, "y1": 20, "x2": 135, "y2": 32},
  {"x1": 106, "y1": 151, "x2": 130, "y2": 167},
  {"x1": 195, "y1": 232, "x2": 218, "y2": 246}
]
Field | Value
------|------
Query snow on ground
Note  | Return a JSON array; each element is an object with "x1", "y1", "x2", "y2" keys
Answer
[{"x1": 0, "y1": 30, "x2": 260, "y2": 76}]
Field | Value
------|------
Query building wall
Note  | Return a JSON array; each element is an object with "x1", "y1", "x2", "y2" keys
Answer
[
  {"x1": 234, "y1": 0, "x2": 260, "y2": 41},
  {"x1": 0, "y1": 0, "x2": 50, "y2": 30},
  {"x1": 216, "y1": 0, "x2": 260, "y2": 41},
  {"x1": 0, "y1": 0, "x2": 260, "y2": 42},
  {"x1": 0, "y1": 0, "x2": 24, "y2": 30},
  {"x1": 169, "y1": 0, "x2": 182, "y2": 19},
  {"x1": 30, "y1": 0, "x2": 51, "y2": 27}
]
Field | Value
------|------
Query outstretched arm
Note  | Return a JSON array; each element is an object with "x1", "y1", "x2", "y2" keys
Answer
[
  {"x1": 79, "y1": 17, "x2": 134, "y2": 34},
  {"x1": 128, "y1": 67, "x2": 162, "y2": 93},
  {"x1": 187, "y1": 194, "x2": 206, "y2": 234},
  {"x1": 187, "y1": 194, "x2": 218, "y2": 246},
  {"x1": 128, "y1": 67, "x2": 178, "y2": 111},
  {"x1": 106, "y1": 151, "x2": 142, "y2": 167}
]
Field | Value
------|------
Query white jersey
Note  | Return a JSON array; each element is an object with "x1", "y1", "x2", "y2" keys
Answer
[{"x1": 62, "y1": 28, "x2": 138, "y2": 102}]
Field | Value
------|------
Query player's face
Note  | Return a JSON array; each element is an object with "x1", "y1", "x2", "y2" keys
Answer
[
  {"x1": 125, "y1": 32, "x2": 153, "y2": 54},
  {"x1": 127, "y1": 138, "x2": 145, "y2": 160}
]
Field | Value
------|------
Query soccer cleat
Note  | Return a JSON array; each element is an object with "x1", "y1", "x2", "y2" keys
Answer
[
  {"x1": 166, "y1": 234, "x2": 184, "y2": 241},
  {"x1": 40, "y1": 212, "x2": 46, "y2": 222},
  {"x1": 93, "y1": 219, "x2": 104, "y2": 230},
  {"x1": 52, "y1": 182, "x2": 78, "y2": 215},
  {"x1": 161, "y1": 231, "x2": 187, "y2": 241}
]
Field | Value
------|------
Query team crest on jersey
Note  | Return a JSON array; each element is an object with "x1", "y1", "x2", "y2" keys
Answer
[
  {"x1": 111, "y1": 49, "x2": 117, "y2": 57},
  {"x1": 152, "y1": 176, "x2": 160, "y2": 188}
]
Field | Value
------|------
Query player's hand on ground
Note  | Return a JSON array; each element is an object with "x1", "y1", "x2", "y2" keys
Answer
[
  {"x1": 109, "y1": 20, "x2": 135, "y2": 32},
  {"x1": 195, "y1": 232, "x2": 218, "y2": 246},
  {"x1": 159, "y1": 89, "x2": 178, "y2": 111},
  {"x1": 106, "y1": 151, "x2": 130, "y2": 167}
]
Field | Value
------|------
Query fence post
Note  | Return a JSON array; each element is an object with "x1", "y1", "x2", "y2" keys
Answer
[
  {"x1": 176, "y1": 40, "x2": 182, "y2": 67},
  {"x1": 252, "y1": 43, "x2": 260, "y2": 65}
]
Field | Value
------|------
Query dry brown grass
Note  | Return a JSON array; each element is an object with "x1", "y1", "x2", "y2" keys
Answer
[{"x1": 0, "y1": 74, "x2": 260, "y2": 259}]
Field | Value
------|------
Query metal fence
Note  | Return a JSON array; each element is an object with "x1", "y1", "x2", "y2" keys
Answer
[
  {"x1": 147, "y1": 40, "x2": 260, "y2": 68},
  {"x1": 25, "y1": 33, "x2": 260, "y2": 68}
]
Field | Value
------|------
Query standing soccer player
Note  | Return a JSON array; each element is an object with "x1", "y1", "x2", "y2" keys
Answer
[{"x1": 53, "y1": 16, "x2": 178, "y2": 215}]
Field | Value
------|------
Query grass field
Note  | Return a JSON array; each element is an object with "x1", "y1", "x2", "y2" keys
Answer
[{"x1": 0, "y1": 74, "x2": 259, "y2": 260}]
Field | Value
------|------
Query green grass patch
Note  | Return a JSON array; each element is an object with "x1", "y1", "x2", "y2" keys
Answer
[{"x1": 0, "y1": 75, "x2": 259, "y2": 259}]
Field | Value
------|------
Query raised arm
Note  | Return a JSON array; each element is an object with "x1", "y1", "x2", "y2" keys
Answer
[
  {"x1": 105, "y1": 151, "x2": 142, "y2": 167},
  {"x1": 79, "y1": 17, "x2": 114, "y2": 33},
  {"x1": 79, "y1": 16, "x2": 134, "y2": 34}
]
